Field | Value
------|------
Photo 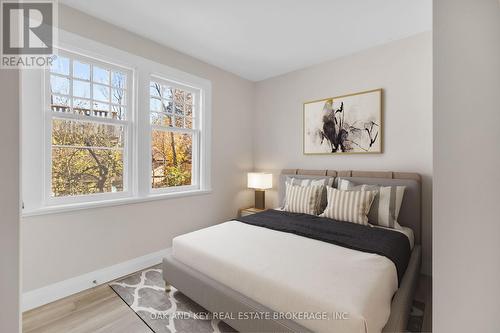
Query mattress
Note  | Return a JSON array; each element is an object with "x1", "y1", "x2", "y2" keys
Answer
[{"x1": 172, "y1": 220, "x2": 412, "y2": 333}]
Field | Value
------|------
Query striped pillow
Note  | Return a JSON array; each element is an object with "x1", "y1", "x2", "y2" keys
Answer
[
  {"x1": 286, "y1": 176, "x2": 335, "y2": 187},
  {"x1": 283, "y1": 183, "x2": 324, "y2": 215},
  {"x1": 320, "y1": 188, "x2": 375, "y2": 225},
  {"x1": 338, "y1": 179, "x2": 406, "y2": 229},
  {"x1": 284, "y1": 176, "x2": 334, "y2": 210}
]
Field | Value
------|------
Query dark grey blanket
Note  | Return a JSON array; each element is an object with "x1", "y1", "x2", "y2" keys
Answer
[{"x1": 236, "y1": 209, "x2": 410, "y2": 284}]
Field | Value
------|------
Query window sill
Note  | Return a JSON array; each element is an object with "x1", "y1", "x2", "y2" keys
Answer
[{"x1": 22, "y1": 189, "x2": 212, "y2": 218}]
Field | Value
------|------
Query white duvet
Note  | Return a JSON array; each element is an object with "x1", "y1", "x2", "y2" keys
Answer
[{"x1": 172, "y1": 221, "x2": 413, "y2": 333}]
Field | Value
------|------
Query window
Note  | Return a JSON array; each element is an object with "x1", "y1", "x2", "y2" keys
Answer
[
  {"x1": 22, "y1": 37, "x2": 211, "y2": 215},
  {"x1": 149, "y1": 78, "x2": 199, "y2": 191},
  {"x1": 46, "y1": 50, "x2": 132, "y2": 203}
]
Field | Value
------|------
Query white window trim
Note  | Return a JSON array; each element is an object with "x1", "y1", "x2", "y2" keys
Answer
[
  {"x1": 43, "y1": 48, "x2": 135, "y2": 206},
  {"x1": 21, "y1": 29, "x2": 212, "y2": 217},
  {"x1": 148, "y1": 75, "x2": 202, "y2": 194},
  {"x1": 22, "y1": 189, "x2": 212, "y2": 217}
]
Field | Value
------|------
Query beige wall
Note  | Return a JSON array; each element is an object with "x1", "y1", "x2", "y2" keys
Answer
[
  {"x1": 0, "y1": 69, "x2": 21, "y2": 332},
  {"x1": 21, "y1": 5, "x2": 254, "y2": 291},
  {"x1": 17, "y1": 1, "x2": 500, "y2": 330},
  {"x1": 433, "y1": 0, "x2": 500, "y2": 332},
  {"x1": 254, "y1": 32, "x2": 433, "y2": 275},
  {"x1": 22, "y1": 6, "x2": 434, "y2": 293}
]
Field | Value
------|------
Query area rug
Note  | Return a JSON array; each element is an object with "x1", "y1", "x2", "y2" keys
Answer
[
  {"x1": 110, "y1": 265, "x2": 425, "y2": 333},
  {"x1": 109, "y1": 265, "x2": 235, "y2": 333}
]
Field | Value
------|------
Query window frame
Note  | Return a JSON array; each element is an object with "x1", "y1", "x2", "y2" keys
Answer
[
  {"x1": 43, "y1": 48, "x2": 135, "y2": 206},
  {"x1": 148, "y1": 76, "x2": 201, "y2": 194},
  {"x1": 21, "y1": 30, "x2": 212, "y2": 216}
]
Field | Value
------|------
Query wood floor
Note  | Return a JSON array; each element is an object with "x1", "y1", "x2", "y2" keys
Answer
[
  {"x1": 22, "y1": 284, "x2": 151, "y2": 333},
  {"x1": 23, "y1": 273, "x2": 432, "y2": 333}
]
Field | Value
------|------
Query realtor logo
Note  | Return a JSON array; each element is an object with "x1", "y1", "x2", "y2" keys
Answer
[{"x1": 1, "y1": 0, "x2": 56, "y2": 68}]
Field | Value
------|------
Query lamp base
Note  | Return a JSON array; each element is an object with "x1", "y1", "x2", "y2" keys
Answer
[{"x1": 254, "y1": 190, "x2": 265, "y2": 210}]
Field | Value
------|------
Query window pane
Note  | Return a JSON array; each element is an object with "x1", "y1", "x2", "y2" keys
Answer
[
  {"x1": 50, "y1": 95, "x2": 70, "y2": 113},
  {"x1": 162, "y1": 86, "x2": 173, "y2": 100},
  {"x1": 150, "y1": 112, "x2": 172, "y2": 127},
  {"x1": 52, "y1": 147, "x2": 123, "y2": 197},
  {"x1": 151, "y1": 130, "x2": 192, "y2": 188},
  {"x1": 51, "y1": 56, "x2": 69, "y2": 75},
  {"x1": 93, "y1": 66, "x2": 110, "y2": 85},
  {"x1": 164, "y1": 100, "x2": 173, "y2": 114},
  {"x1": 150, "y1": 82, "x2": 161, "y2": 97},
  {"x1": 150, "y1": 97, "x2": 162, "y2": 112},
  {"x1": 112, "y1": 89, "x2": 126, "y2": 105},
  {"x1": 73, "y1": 80, "x2": 90, "y2": 98},
  {"x1": 73, "y1": 61, "x2": 90, "y2": 80},
  {"x1": 111, "y1": 71, "x2": 126, "y2": 88},
  {"x1": 173, "y1": 89, "x2": 184, "y2": 105},
  {"x1": 185, "y1": 92, "x2": 193, "y2": 105},
  {"x1": 50, "y1": 75, "x2": 69, "y2": 95},
  {"x1": 185, "y1": 117, "x2": 193, "y2": 129},
  {"x1": 175, "y1": 104, "x2": 183, "y2": 116},
  {"x1": 52, "y1": 119, "x2": 124, "y2": 148},
  {"x1": 185, "y1": 104, "x2": 193, "y2": 117},
  {"x1": 73, "y1": 98, "x2": 91, "y2": 111},
  {"x1": 93, "y1": 84, "x2": 110, "y2": 102},
  {"x1": 111, "y1": 105, "x2": 126, "y2": 120},
  {"x1": 93, "y1": 101, "x2": 110, "y2": 113},
  {"x1": 174, "y1": 116, "x2": 184, "y2": 127},
  {"x1": 152, "y1": 99, "x2": 173, "y2": 113}
]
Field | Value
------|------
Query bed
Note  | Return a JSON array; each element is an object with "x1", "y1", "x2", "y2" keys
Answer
[{"x1": 163, "y1": 169, "x2": 422, "y2": 333}]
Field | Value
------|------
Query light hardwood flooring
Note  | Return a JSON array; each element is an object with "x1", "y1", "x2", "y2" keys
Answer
[
  {"x1": 22, "y1": 284, "x2": 151, "y2": 333},
  {"x1": 23, "y1": 273, "x2": 432, "y2": 333}
]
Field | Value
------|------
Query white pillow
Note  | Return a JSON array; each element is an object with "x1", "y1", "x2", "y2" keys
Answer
[
  {"x1": 338, "y1": 179, "x2": 406, "y2": 229},
  {"x1": 320, "y1": 187, "x2": 375, "y2": 225},
  {"x1": 283, "y1": 183, "x2": 324, "y2": 215}
]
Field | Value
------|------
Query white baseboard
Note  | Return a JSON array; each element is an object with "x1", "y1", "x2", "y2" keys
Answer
[{"x1": 22, "y1": 248, "x2": 168, "y2": 312}]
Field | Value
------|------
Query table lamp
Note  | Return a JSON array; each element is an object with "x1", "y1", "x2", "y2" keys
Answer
[{"x1": 247, "y1": 172, "x2": 273, "y2": 209}]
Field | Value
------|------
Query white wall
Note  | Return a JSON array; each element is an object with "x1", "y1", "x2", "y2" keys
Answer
[
  {"x1": 433, "y1": 0, "x2": 500, "y2": 332},
  {"x1": 0, "y1": 69, "x2": 21, "y2": 332},
  {"x1": 21, "y1": 5, "x2": 254, "y2": 292},
  {"x1": 254, "y1": 32, "x2": 433, "y2": 275}
]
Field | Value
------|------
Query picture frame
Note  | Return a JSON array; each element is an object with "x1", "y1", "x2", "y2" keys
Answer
[{"x1": 303, "y1": 88, "x2": 383, "y2": 155}]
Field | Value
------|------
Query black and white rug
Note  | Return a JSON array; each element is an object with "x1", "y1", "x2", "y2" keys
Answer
[
  {"x1": 110, "y1": 266, "x2": 425, "y2": 333},
  {"x1": 109, "y1": 266, "x2": 235, "y2": 333}
]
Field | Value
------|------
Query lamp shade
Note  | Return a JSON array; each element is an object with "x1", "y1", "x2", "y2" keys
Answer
[{"x1": 247, "y1": 173, "x2": 272, "y2": 190}]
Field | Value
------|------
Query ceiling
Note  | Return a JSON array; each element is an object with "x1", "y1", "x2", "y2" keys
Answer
[{"x1": 60, "y1": 0, "x2": 432, "y2": 81}]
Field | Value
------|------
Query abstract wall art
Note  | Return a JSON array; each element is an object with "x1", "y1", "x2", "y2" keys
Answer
[{"x1": 303, "y1": 89, "x2": 383, "y2": 154}]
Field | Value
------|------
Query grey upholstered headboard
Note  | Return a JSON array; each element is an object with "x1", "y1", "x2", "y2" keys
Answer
[{"x1": 279, "y1": 169, "x2": 422, "y2": 245}]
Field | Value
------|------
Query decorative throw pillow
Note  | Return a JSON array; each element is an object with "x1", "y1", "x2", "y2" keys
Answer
[
  {"x1": 337, "y1": 179, "x2": 406, "y2": 229},
  {"x1": 284, "y1": 176, "x2": 334, "y2": 210},
  {"x1": 283, "y1": 183, "x2": 324, "y2": 215},
  {"x1": 320, "y1": 187, "x2": 375, "y2": 225},
  {"x1": 286, "y1": 176, "x2": 335, "y2": 188}
]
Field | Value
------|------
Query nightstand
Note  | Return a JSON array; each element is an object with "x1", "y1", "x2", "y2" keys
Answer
[{"x1": 238, "y1": 207, "x2": 265, "y2": 217}]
